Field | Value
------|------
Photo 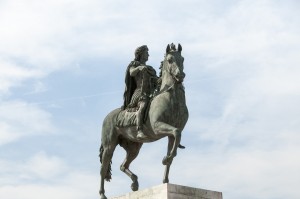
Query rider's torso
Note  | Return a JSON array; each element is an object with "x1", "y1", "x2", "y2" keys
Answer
[{"x1": 133, "y1": 65, "x2": 156, "y2": 94}]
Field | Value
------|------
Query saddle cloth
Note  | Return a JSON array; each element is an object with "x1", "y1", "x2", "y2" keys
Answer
[{"x1": 116, "y1": 109, "x2": 137, "y2": 127}]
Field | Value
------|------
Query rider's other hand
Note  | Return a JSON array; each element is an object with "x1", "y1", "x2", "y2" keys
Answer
[{"x1": 139, "y1": 66, "x2": 147, "y2": 71}]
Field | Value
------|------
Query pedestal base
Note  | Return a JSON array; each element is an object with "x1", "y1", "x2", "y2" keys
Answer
[{"x1": 110, "y1": 183, "x2": 222, "y2": 199}]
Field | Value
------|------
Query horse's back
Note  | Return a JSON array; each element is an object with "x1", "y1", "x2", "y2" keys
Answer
[{"x1": 102, "y1": 108, "x2": 121, "y2": 126}]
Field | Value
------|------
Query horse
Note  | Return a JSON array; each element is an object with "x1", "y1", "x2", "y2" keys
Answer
[{"x1": 99, "y1": 43, "x2": 189, "y2": 199}]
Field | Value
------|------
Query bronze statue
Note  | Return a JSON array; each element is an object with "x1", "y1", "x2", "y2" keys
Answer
[{"x1": 99, "y1": 43, "x2": 189, "y2": 199}]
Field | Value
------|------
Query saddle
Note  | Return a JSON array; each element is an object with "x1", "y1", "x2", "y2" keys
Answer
[
  {"x1": 117, "y1": 81, "x2": 161, "y2": 128},
  {"x1": 116, "y1": 92, "x2": 157, "y2": 128}
]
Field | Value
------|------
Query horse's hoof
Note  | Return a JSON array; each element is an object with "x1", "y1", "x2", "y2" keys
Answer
[
  {"x1": 100, "y1": 193, "x2": 107, "y2": 199},
  {"x1": 163, "y1": 178, "x2": 169, "y2": 183},
  {"x1": 131, "y1": 181, "x2": 139, "y2": 191}
]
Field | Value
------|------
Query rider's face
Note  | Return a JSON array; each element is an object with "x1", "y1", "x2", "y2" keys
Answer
[{"x1": 140, "y1": 50, "x2": 149, "y2": 63}]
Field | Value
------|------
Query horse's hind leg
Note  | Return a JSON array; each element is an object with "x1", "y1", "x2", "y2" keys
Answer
[
  {"x1": 99, "y1": 142, "x2": 117, "y2": 199},
  {"x1": 120, "y1": 141, "x2": 143, "y2": 191}
]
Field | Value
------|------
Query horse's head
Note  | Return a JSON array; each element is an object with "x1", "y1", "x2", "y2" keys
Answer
[{"x1": 162, "y1": 43, "x2": 185, "y2": 83}]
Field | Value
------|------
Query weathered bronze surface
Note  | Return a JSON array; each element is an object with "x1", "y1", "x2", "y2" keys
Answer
[{"x1": 99, "y1": 43, "x2": 189, "y2": 199}]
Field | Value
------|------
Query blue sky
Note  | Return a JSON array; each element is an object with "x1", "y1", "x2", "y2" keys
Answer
[{"x1": 1, "y1": 0, "x2": 300, "y2": 198}]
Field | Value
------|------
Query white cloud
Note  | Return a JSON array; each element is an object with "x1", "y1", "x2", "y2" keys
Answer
[
  {"x1": 0, "y1": 100, "x2": 55, "y2": 145},
  {"x1": 0, "y1": 178, "x2": 98, "y2": 199},
  {"x1": 168, "y1": 144, "x2": 300, "y2": 199},
  {"x1": 0, "y1": 59, "x2": 44, "y2": 95},
  {"x1": 24, "y1": 81, "x2": 48, "y2": 95},
  {"x1": 0, "y1": 151, "x2": 67, "y2": 184},
  {"x1": 25, "y1": 151, "x2": 68, "y2": 179},
  {"x1": 0, "y1": 151, "x2": 98, "y2": 199}
]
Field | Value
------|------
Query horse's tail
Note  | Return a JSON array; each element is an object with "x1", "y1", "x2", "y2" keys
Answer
[{"x1": 99, "y1": 144, "x2": 112, "y2": 181}]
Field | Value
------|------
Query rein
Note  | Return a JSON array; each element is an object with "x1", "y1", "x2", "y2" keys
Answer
[{"x1": 156, "y1": 83, "x2": 175, "y2": 96}]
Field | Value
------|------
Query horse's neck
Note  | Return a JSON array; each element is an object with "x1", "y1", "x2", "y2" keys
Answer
[
  {"x1": 159, "y1": 70, "x2": 185, "y2": 100},
  {"x1": 160, "y1": 69, "x2": 175, "y2": 91}
]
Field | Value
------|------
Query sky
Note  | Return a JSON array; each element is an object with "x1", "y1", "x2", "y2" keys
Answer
[{"x1": 0, "y1": 0, "x2": 300, "y2": 198}]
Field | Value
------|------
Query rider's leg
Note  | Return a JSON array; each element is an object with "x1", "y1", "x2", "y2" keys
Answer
[{"x1": 136, "y1": 100, "x2": 147, "y2": 139}]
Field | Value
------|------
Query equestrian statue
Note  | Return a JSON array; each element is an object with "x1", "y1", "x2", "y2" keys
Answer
[{"x1": 99, "y1": 43, "x2": 189, "y2": 199}]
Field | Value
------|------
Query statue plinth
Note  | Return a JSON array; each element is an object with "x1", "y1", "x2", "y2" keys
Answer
[{"x1": 110, "y1": 183, "x2": 223, "y2": 199}]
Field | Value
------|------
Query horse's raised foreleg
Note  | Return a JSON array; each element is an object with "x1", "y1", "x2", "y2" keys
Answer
[
  {"x1": 154, "y1": 121, "x2": 181, "y2": 164},
  {"x1": 163, "y1": 136, "x2": 174, "y2": 183},
  {"x1": 120, "y1": 141, "x2": 143, "y2": 191}
]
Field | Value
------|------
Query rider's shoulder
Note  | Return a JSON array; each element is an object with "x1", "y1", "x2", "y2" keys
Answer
[
  {"x1": 129, "y1": 61, "x2": 140, "y2": 67},
  {"x1": 146, "y1": 65, "x2": 156, "y2": 71}
]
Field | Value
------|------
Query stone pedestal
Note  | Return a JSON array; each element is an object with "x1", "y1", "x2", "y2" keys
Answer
[{"x1": 110, "y1": 183, "x2": 222, "y2": 199}]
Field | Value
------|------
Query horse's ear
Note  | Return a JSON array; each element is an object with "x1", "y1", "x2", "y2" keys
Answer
[
  {"x1": 178, "y1": 43, "x2": 182, "y2": 52},
  {"x1": 166, "y1": 44, "x2": 170, "y2": 53}
]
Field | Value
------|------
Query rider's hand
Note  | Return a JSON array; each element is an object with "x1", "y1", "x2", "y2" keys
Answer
[{"x1": 139, "y1": 65, "x2": 147, "y2": 71}]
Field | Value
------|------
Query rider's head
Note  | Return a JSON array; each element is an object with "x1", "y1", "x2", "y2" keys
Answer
[{"x1": 134, "y1": 45, "x2": 149, "y2": 63}]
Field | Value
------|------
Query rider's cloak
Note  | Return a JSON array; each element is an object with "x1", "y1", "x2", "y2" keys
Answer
[{"x1": 122, "y1": 61, "x2": 139, "y2": 110}]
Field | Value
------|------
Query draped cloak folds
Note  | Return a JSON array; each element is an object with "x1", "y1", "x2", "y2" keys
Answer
[{"x1": 122, "y1": 61, "x2": 139, "y2": 110}]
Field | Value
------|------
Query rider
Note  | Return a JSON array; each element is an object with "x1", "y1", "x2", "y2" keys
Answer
[{"x1": 122, "y1": 45, "x2": 158, "y2": 139}]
